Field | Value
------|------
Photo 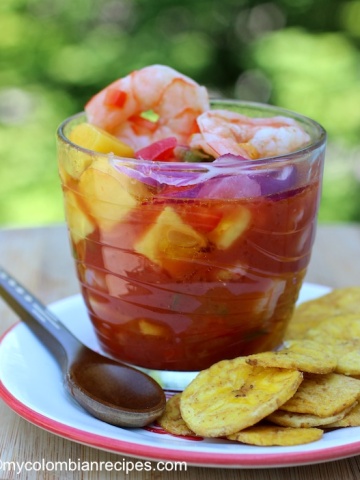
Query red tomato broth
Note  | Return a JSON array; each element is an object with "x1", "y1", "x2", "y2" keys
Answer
[{"x1": 67, "y1": 176, "x2": 320, "y2": 371}]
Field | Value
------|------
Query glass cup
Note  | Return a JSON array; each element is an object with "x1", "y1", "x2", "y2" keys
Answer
[{"x1": 57, "y1": 100, "x2": 326, "y2": 389}]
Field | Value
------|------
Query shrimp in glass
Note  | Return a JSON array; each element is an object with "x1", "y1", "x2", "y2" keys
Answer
[
  {"x1": 85, "y1": 65, "x2": 210, "y2": 150},
  {"x1": 190, "y1": 110, "x2": 311, "y2": 159}
]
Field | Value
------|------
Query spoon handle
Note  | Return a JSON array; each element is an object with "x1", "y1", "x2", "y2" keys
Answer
[{"x1": 0, "y1": 267, "x2": 79, "y2": 372}]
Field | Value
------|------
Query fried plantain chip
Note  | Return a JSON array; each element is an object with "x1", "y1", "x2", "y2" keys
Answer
[
  {"x1": 285, "y1": 287, "x2": 360, "y2": 340},
  {"x1": 156, "y1": 393, "x2": 196, "y2": 436},
  {"x1": 268, "y1": 403, "x2": 356, "y2": 428},
  {"x1": 332, "y1": 341, "x2": 360, "y2": 376},
  {"x1": 293, "y1": 315, "x2": 360, "y2": 375},
  {"x1": 180, "y1": 357, "x2": 303, "y2": 437},
  {"x1": 325, "y1": 402, "x2": 360, "y2": 427},
  {"x1": 285, "y1": 304, "x2": 330, "y2": 340},
  {"x1": 227, "y1": 425, "x2": 323, "y2": 446},
  {"x1": 245, "y1": 339, "x2": 336, "y2": 374},
  {"x1": 280, "y1": 373, "x2": 360, "y2": 417},
  {"x1": 304, "y1": 314, "x2": 360, "y2": 345}
]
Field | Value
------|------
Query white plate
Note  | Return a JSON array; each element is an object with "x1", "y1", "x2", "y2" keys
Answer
[{"x1": 2, "y1": 282, "x2": 360, "y2": 468}]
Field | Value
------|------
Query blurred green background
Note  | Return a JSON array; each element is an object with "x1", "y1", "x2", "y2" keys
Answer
[{"x1": 1, "y1": 0, "x2": 359, "y2": 227}]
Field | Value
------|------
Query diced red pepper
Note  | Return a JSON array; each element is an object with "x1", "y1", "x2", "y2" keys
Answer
[
  {"x1": 135, "y1": 137, "x2": 178, "y2": 161},
  {"x1": 104, "y1": 88, "x2": 127, "y2": 108}
]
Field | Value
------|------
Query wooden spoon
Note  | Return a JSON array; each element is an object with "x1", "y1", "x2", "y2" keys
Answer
[{"x1": 0, "y1": 267, "x2": 166, "y2": 427}]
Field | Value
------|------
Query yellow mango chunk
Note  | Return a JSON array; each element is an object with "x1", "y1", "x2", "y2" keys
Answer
[
  {"x1": 78, "y1": 158, "x2": 138, "y2": 230},
  {"x1": 90, "y1": 157, "x2": 151, "y2": 199},
  {"x1": 208, "y1": 206, "x2": 251, "y2": 250},
  {"x1": 69, "y1": 122, "x2": 134, "y2": 157},
  {"x1": 135, "y1": 206, "x2": 207, "y2": 276},
  {"x1": 63, "y1": 190, "x2": 95, "y2": 244},
  {"x1": 59, "y1": 147, "x2": 93, "y2": 181},
  {"x1": 138, "y1": 319, "x2": 169, "y2": 337}
]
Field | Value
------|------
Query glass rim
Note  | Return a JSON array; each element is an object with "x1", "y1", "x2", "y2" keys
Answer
[{"x1": 57, "y1": 99, "x2": 327, "y2": 169}]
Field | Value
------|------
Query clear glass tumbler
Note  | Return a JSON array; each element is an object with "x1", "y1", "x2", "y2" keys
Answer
[{"x1": 57, "y1": 100, "x2": 326, "y2": 387}]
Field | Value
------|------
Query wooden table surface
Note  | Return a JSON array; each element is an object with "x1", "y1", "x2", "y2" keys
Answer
[{"x1": 0, "y1": 223, "x2": 359, "y2": 480}]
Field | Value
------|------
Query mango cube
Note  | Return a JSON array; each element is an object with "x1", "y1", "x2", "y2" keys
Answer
[
  {"x1": 78, "y1": 158, "x2": 138, "y2": 230},
  {"x1": 59, "y1": 123, "x2": 134, "y2": 181},
  {"x1": 63, "y1": 190, "x2": 95, "y2": 244},
  {"x1": 138, "y1": 319, "x2": 169, "y2": 337},
  {"x1": 135, "y1": 206, "x2": 207, "y2": 276},
  {"x1": 208, "y1": 206, "x2": 251, "y2": 250},
  {"x1": 59, "y1": 147, "x2": 93, "y2": 181},
  {"x1": 69, "y1": 122, "x2": 134, "y2": 157}
]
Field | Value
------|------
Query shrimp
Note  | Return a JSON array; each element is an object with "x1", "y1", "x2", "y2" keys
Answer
[
  {"x1": 85, "y1": 65, "x2": 210, "y2": 150},
  {"x1": 190, "y1": 110, "x2": 311, "y2": 159}
]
